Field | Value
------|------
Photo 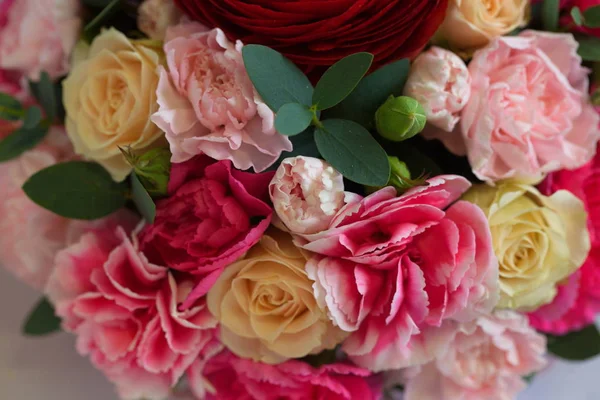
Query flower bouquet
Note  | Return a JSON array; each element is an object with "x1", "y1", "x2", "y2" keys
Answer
[{"x1": 1, "y1": 0, "x2": 600, "y2": 399}]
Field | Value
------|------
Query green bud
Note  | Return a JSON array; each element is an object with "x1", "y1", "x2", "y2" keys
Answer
[
  {"x1": 120, "y1": 147, "x2": 171, "y2": 197},
  {"x1": 375, "y1": 96, "x2": 426, "y2": 142},
  {"x1": 365, "y1": 156, "x2": 428, "y2": 195}
]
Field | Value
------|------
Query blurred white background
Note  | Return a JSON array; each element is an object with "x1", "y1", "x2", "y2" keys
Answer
[{"x1": 0, "y1": 266, "x2": 599, "y2": 400}]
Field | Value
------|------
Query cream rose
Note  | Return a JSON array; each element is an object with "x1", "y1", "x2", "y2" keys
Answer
[
  {"x1": 207, "y1": 229, "x2": 345, "y2": 364},
  {"x1": 463, "y1": 181, "x2": 590, "y2": 311},
  {"x1": 63, "y1": 28, "x2": 164, "y2": 181},
  {"x1": 437, "y1": 0, "x2": 529, "y2": 51}
]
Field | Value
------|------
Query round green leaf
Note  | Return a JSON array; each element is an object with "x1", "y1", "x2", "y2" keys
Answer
[
  {"x1": 0, "y1": 123, "x2": 49, "y2": 162},
  {"x1": 275, "y1": 103, "x2": 313, "y2": 136},
  {"x1": 547, "y1": 324, "x2": 600, "y2": 361},
  {"x1": 22, "y1": 106, "x2": 43, "y2": 129},
  {"x1": 0, "y1": 92, "x2": 23, "y2": 121},
  {"x1": 542, "y1": 0, "x2": 560, "y2": 31},
  {"x1": 22, "y1": 297, "x2": 61, "y2": 336},
  {"x1": 242, "y1": 45, "x2": 314, "y2": 111},
  {"x1": 131, "y1": 172, "x2": 156, "y2": 223},
  {"x1": 313, "y1": 52, "x2": 374, "y2": 111},
  {"x1": 571, "y1": 6, "x2": 584, "y2": 26},
  {"x1": 577, "y1": 37, "x2": 600, "y2": 61},
  {"x1": 315, "y1": 119, "x2": 390, "y2": 186},
  {"x1": 22, "y1": 161, "x2": 128, "y2": 220},
  {"x1": 584, "y1": 5, "x2": 600, "y2": 27}
]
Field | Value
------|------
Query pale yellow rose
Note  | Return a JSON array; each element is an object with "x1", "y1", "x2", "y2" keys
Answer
[
  {"x1": 436, "y1": 0, "x2": 529, "y2": 51},
  {"x1": 63, "y1": 28, "x2": 164, "y2": 181},
  {"x1": 463, "y1": 182, "x2": 590, "y2": 311},
  {"x1": 207, "y1": 229, "x2": 345, "y2": 364}
]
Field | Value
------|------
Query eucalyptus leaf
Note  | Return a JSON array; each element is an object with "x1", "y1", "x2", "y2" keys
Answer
[
  {"x1": 0, "y1": 123, "x2": 49, "y2": 162},
  {"x1": 242, "y1": 45, "x2": 313, "y2": 111},
  {"x1": 275, "y1": 103, "x2": 313, "y2": 136},
  {"x1": 324, "y1": 59, "x2": 410, "y2": 129},
  {"x1": 315, "y1": 119, "x2": 390, "y2": 186},
  {"x1": 571, "y1": 6, "x2": 584, "y2": 26},
  {"x1": 583, "y1": 5, "x2": 600, "y2": 27},
  {"x1": 131, "y1": 173, "x2": 156, "y2": 223},
  {"x1": 22, "y1": 106, "x2": 43, "y2": 129},
  {"x1": 542, "y1": 0, "x2": 560, "y2": 31},
  {"x1": 269, "y1": 128, "x2": 320, "y2": 170},
  {"x1": 22, "y1": 297, "x2": 61, "y2": 336},
  {"x1": 22, "y1": 161, "x2": 128, "y2": 220},
  {"x1": 577, "y1": 36, "x2": 600, "y2": 61},
  {"x1": 0, "y1": 92, "x2": 23, "y2": 121},
  {"x1": 29, "y1": 72, "x2": 57, "y2": 121},
  {"x1": 547, "y1": 324, "x2": 600, "y2": 361},
  {"x1": 313, "y1": 52, "x2": 373, "y2": 110}
]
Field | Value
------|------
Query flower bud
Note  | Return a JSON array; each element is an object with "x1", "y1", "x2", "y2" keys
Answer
[
  {"x1": 121, "y1": 147, "x2": 171, "y2": 196},
  {"x1": 375, "y1": 96, "x2": 426, "y2": 142}
]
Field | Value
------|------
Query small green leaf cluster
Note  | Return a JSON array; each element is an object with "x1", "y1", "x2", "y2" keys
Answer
[{"x1": 243, "y1": 45, "x2": 413, "y2": 187}]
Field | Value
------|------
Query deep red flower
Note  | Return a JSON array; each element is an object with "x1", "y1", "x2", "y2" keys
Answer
[{"x1": 174, "y1": 0, "x2": 449, "y2": 78}]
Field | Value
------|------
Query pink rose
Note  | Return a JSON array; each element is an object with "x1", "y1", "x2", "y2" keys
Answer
[
  {"x1": 139, "y1": 155, "x2": 274, "y2": 308},
  {"x1": 186, "y1": 350, "x2": 382, "y2": 400},
  {"x1": 269, "y1": 156, "x2": 361, "y2": 235},
  {"x1": 301, "y1": 176, "x2": 499, "y2": 371},
  {"x1": 0, "y1": 127, "x2": 76, "y2": 289},
  {"x1": 0, "y1": 0, "x2": 81, "y2": 80},
  {"x1": 528, "y1": 150, "x2": 600, "y2": 334},
  {"x1": 404, "y1": 47, "x2": 471, "y2": 133},
  {"x1": 151, "y1": 22, "x2": 292, "y2": 172},
  {"x1": 461, "y1": 30, "x2": 600, "y2": 183},
  {"x1": 402, "y1": 311, "x2": 547, "y2": 400},
  {"x1": 46, "y1": 216, "x2": 217, "y2": 400}
]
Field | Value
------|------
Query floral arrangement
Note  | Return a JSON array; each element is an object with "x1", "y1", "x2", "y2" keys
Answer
[{"x1": 2, "y1": 0, "x2": 600, "y2": 399}]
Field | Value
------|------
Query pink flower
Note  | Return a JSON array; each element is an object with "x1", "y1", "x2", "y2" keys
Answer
[
  {"x1": 46, "y1": 216, "x2": 217, "y2": 400},
  {"x1": 151, "y1": 22, "x2": 292, "y2": 172},
  {"x1": 187, "y1": 350, "x2": 382, "y2": 400},
  {"x1": 0, "y1": 127, "x2": 76, "y2": 289},
  {"x1": 0, "y1": 0, "x2": 81, "y2": 80},
  {"x1": 301, "y1": 176, "x2": 499, "y2": 371},
  {"x1": 461, "y1": 30, "x2": 600, "y2": 183},
  {"x1": 404, "y1": 47, "x2": 471, "y2": 133},
  {"x1": 528, "y1": 150, "x2": 600, "y2": 334},
  {"x1": 269, "y1": 156, "x2": 361, "y2": 235},
  {"x1": 402, "y1": 311, "x2": 547, "y2": 400},
  {"x1": 139, "y1": 155, "x2": 274, "y2": 309}
]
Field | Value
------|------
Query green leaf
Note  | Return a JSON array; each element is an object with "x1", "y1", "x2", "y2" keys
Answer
[
  {"x1": 131, "y1": 173, "x2": 156, "y2": 223},
  {"x1": 315, "y1": 119, "x2": 390, "y2": 186},
  {"x1": 542, "y1": 0, "x2": 560, "y2": 31},
  {"x1": 242, "y1": 45, "x2": 313, "y2": 111},
  {"x1": 571, "y1": 6, "x2": 584, "y2": 26},
  {"x1": 22, "y1": 106, "x2": 43, "y2": 129},
  {"x1": 313, "y1": 53, "x2": 373, "y2": 111},
  {"x1": 324, "y1": 59, "x2": 410, "y2": 129},
  {"x1": 22, "y1": 297, "x2": 61, "y2": 336},
  {"x1": 268, "y1": 128, "x2": 320, "y2": 170},
  {"x1": 275, "y1": 103, "x2": 314, "y2": 136},
  {"x1": 577, "y1": 36, "x2": 600, "y2": 61},
  {"x1": 121, "y1": 147, "x2": 171, "y2": 197},
  {"x1": 583, "y1": 5, "x2": 600, "y2": 27},
  {"x1": 29, "y1": 72, "x2": 57, "y2": 121},
  {"x1": 547, "y1": 324, "x2": 600, "y2": 361},
  {"x1": 0, "y1": 92, "x2": 23, "y2": 121},
  {"x1": 0, "y1": 123, "x2": 49, "y2": 162},
  {"x1": 22, "y1": 161, "x2": 128, "y2": 220},
  {"x1": 83, "y1": 0, "x2": 121, "y2": 41}
]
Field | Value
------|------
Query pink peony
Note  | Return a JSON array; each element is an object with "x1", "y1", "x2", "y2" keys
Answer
[
  {"x1": 46, "y1": 216, "x2": 217, "y2": 400},
  {"x1": 301, "y1": 176, "x2": 499, "y2": 371},
  {"x1": 528, "y1": 150, "x2": 600, "y2": 334},
  {"x1": 151, "y1": 22, "x2": 292, "y2": 172},
  {"x1": 404, "y1": 46, "x2": 471, "y2": 133},
  {"x1": 402, "y1": 310, "x2": 547, "y2": 400},
  {"x1": 461, "y1": 30, "x2": 600, "y2": 183},
  {"x1": 186, "y1": 350, "x2": 382, "y2": 400},
  {"x1": 0, "y1": 0, "x2": 81, "y2": 80},
  {"x1": 0, "y1": 127, "x2": 76, "y2": 289},
  {"x1": 139, "y1": 155, "x2": 274, "y2": 309}
]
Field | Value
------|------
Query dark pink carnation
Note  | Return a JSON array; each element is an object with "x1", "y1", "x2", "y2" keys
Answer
[
  {"x1": 186, "y1": 350, "x2": 382, "y2": 400},
  {"x1": 529, "y1": 149, "x2": 600, "y2": 334},
  {"x1": 300, "y1": 176, "x2": 499, "y2": 371},
  {"x1": 139, "y1": 155, "x2": 274, "y2": 308},
  {"x1": 46, "y1": 215, "x2": 217, "y2": 400}
]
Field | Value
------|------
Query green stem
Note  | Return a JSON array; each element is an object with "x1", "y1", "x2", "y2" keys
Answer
[{"x1": 310, "y1": 106, "x2": 324, "y2": 129}]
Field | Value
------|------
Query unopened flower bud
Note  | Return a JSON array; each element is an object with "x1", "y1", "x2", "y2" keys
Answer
[{"x1": 375, "y1": 96, "x2": 426, "y2": 142}]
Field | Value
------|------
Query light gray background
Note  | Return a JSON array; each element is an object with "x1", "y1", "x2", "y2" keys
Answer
[{"x1": 0, "y1": 267, "x2": 599, "y2": 400}]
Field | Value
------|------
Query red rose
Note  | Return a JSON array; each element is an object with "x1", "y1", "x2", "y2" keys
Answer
[
  {"x1": 139, "y1": 156, "x2": 274, "y2": 308},
  {"x1": 174, "y1": 0, "x2": 449, "y2": 78}
]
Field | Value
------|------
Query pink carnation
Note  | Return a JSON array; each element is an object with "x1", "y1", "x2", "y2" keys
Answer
[
  {"x1": 139, "y1": 155, "x2": 274, "y2": 309},
  {"x1": 461, "y1": 30, "x2": 600, "y2": 183},
  {"x1": 528, "y1": 150, "x2": 600, "y2": 334},
  {"x1": 402, "y1": 311, "x2": 547, "y2": 400},
  {"x1": 0, "y1": 127, "x2": 75, "y2": 289},
  {"x1": 46, "y1": 216, "x2": 217, "y2": 400},
  {"x1": 186, "y1": 350, "x2": 382, "y2": 400},
  {"x1": 300, "y1": 176, "x2": 499, "y2": 371},
  {"x1": 151, "y1": 22, "x2": 292, "y2": 172},
  {"x1": 0, "y1": 0, "x2": 81, "y2": 80}
]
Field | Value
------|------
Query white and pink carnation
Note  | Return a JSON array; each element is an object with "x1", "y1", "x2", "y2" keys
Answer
[
  {"x1": 301, "y1": 175, "x2": 499, "y2": 371},
  {"x1": 151, "y1": 22, "x2": 292, "y2": 172}
]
